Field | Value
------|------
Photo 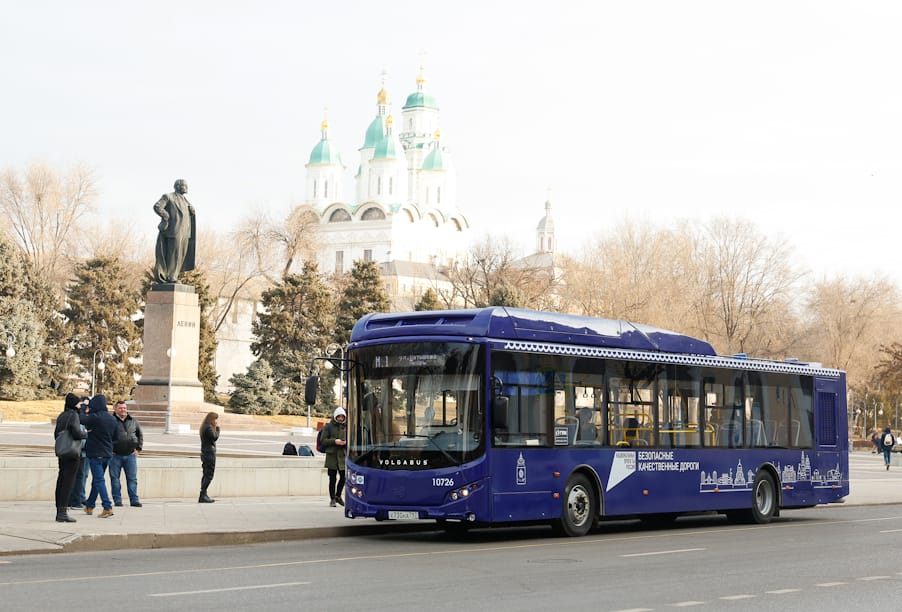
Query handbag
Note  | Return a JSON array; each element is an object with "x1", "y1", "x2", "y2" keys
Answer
[{"x1": 54, "y1": 428, "x2": 81, "y2": 460}]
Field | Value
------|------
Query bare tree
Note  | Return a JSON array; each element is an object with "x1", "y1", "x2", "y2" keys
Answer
[
  {"x1": 693, "y1": 217, "x2": 803, "y2": 355},
  {"x1": 805, "y1": 275, "x2": 901, "y2": 379},
  {"x1": 269, "y1": 205, "x2": 320, "y2": 278},
  {"x1": 440, "y1": 235, "x2": 558, "y2": 309},
  {"x1": 559, "y1": 220, "x2": 700, "y2": 331},
  {"x1": 0, "y1": 162, "x2": 96, "y2": 286}
]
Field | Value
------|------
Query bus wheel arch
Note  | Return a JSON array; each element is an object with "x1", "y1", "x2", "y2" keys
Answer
[{"x1": 554, "y1": 468, "x2": 599, "y2": 537}]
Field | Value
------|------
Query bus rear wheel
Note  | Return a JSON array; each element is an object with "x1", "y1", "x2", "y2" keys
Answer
[
  {"x1": 554, "y1": 474, "x2": 595, "y2": 537},
  {"x1": 750, "y1": 471, "x2": 778, "y2": 523},
  {"x1": 727, "y1": 471, "x2": 778, "y2": 524}
]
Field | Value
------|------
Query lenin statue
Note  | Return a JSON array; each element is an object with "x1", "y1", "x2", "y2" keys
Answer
[{"x1": 153, "y1": 179, "x2": 196, "y2": 284}]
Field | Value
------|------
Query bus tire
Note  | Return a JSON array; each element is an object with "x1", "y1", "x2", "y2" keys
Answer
[
  {"x1": 728, "y1": 471, "x2": 778, "y2": 524},
  {"x1": 554, "y1": 473, "x2": 595, "y2": 537},
  {"x1": 750, "y1": 471, "x2": 778, "y2": 524}
]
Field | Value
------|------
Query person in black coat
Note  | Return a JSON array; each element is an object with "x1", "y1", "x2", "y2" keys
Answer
[
  {"x1": 67, "y1": 396, "x2": 90, "y2": 509},
  {"x1": 80, "y1": 394, "x2": 118, "y2": 517},
  {"x1": 53, "y1": 393, "x2": 87, "y2": 523},
  {"x1": 199, "y1": 411, "x2": 220, "y2": 503}
]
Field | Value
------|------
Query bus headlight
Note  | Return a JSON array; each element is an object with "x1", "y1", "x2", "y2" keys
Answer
[{"x1": 449, "y1": 482, "x2": 479, "y2": 501}]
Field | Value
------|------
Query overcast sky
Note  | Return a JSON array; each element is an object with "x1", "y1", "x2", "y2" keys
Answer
[{"x1": 3, "y1": 1, "x2": 901, "y2": 285}]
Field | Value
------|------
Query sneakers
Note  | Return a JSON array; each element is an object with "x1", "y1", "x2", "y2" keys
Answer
[
  {"x1": 131, "y1": 502, "x2": 143, "y2": 507},
  {"x1": 98, "y1": 509, "x2": 114, "y2": 518},
  {"x1": 329, "y1": 499, "x2": 336, "y2": 507},
  {"x1": 84, "y1": 506, "x2": 94, "y2": 515}
]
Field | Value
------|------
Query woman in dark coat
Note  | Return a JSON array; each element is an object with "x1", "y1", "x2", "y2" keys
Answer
[
  {"x1": 199, "y1": 411, "x2": 220, "y2": 503},
  {"x1": 54, "y1": 393, "x2": 87, "y2": 522}
]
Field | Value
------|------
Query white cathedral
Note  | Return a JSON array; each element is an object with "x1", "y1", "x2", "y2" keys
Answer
[
  {"x1": 294, "y1": 68, "x2": 472, "y2": 309},
  {"x1": 213, "y1": 68, "x2": 557, "y2": 391}
]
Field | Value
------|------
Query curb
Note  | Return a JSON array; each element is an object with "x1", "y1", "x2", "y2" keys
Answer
[{"x1": 2, "y1": 522, "x2": 440, "y2": 556}]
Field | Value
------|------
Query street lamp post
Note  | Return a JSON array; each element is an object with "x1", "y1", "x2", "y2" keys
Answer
[
  {"x1": 324, "y1": 342, "x2": 345, "y2": 410},
  {"x1": 91, "y1": 349, "x2": 106, "y2": 396}
]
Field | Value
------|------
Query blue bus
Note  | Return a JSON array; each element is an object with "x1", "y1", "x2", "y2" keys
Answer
[{"x1": 331, "y1": 307, "x2": 848, "y2": 536}]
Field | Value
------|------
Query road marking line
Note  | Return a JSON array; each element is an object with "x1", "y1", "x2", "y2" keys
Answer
[
  {"x1": 766, "y1": 588, "x2": 800, "y2": 594},
  {"x1": 719, "y1": 594, "x2": 755, "y2": 600},
  {"x1": 610, "y1": 609, "x2": 652, "y2": 612},
  {"x1": 816, "y1": 582, "x2": 846, "y2": 587},
  {"x1": 859, "y1": 575, "x2": 891, "y2": 581},
  {"x1": 621, "y1": 548, "x2": 705, "y2": 557},
  {"x1": 879, "y1": 528, "x2": 902, "y2": 533},
  {"x1": 149, "y1": 581, "x2": 311, "y2": 597},
  {"x1": 672, "y1": 601, "x2": 706, "y2": 606}
]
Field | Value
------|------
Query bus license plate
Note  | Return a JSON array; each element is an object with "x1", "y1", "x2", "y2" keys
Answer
[{"x1": 388, "y1": 511, "x2": 419, "y2": 520}]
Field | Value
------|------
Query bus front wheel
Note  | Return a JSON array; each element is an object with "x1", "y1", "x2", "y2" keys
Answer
[{"x1": 554, "y1": 474, "x2": 596, "y2": 537}]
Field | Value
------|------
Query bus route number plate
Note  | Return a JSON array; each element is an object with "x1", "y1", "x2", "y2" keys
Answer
[{"x1": 388, "y1": 510, "x2": 420, "y2": 520}]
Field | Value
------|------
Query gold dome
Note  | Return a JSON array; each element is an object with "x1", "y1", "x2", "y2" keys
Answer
[{"x1": 377, "y1": 87, "x2": 389, "y2": 105}]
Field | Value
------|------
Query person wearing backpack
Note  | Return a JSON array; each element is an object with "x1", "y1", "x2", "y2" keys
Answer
[
  {"x1": 323, "y1": 407, "x2": 347, "y2": 507},
  {"x1": 880, "y1": 426, "x2": 895, "y2": 470}
]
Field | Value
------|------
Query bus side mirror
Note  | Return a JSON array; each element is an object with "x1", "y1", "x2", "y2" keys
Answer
[{"x1": 305, "y1": 376, "x2": 320, "y2": 406}]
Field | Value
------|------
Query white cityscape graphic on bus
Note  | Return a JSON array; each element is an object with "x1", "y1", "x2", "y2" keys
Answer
[{"x1": 699, "y1": 452, "x2": 843, "y2": 493}]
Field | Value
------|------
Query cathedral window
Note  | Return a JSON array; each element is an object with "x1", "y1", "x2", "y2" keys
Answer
[
  {"x1": 313, "y1": 180, "x2": 317, "y2": 199},
  {"x1": 437, "y1": 186, "x2": 441, "y2": 204},
  {"x1": 377, "y1": 176, "x2": 382, "y2": 195},
  {"x1": 364, "y1": 249, "x2": 373, "y2": 262},
  {"x1": 389, "y1": 177, "x2": 393, "y2": 195},
  {"x1": 329, "y1": 209, "x2": 351, "y2": 223},
  {"x1": 361, "y1": 207, "x2": 386, "y2": 220},
  {"x1": 324, "y1": 181, "x2": 329, "y2": 198},
  {"x1": 335, "y1": 251, "x2": 344, "y2": 275}
]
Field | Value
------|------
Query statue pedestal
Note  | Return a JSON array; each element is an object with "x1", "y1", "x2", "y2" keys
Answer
[{"x1": 132, "y1": 283, "x2": 205, "y2": 430}]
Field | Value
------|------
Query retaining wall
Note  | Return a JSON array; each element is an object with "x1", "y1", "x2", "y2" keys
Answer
[{"x1": 0, "y1": 456, "x2": 329, "y2": 501}]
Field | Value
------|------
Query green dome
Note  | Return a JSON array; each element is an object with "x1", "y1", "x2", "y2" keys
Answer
[
  {"x1": 308, "y1": 139, "x2": 342, "y2": 165},
  {"x1": 363, "y1": 116, "x2": 385, "y2": 148},
  {"x1": 421, "y1": 146, "x2": 445, "y2": 171},
  {"x1": 403, "y1": 91, "x2": 439, "y2": 110},
  {"x1": 374, "y1": 133, "x2": 401, "y2": 160}
]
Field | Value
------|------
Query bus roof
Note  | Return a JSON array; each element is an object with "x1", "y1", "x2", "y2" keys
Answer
[{"x1": 352, "y1": 307, "x2": 717, "y2": 356}]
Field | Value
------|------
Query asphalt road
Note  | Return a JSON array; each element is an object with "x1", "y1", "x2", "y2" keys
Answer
[{"x1": 3, "y1": 504, "x2": 902, "y2": 611}]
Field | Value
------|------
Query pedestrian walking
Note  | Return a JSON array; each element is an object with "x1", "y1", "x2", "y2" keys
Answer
[
  {"x1": 109, "y1": 400, "x2": 143, "y2": 507},
  {"x1": 323, "y1": 407, "x2": 347, "y2": 507},
  {"x1": 53, "y1": 393, "x2": 87, "y2": 523},
  {"x1": 80, "y1": 394, "x2": 117, "y2": 518},
  {"x1": 881, "y1": 426, "x2": 895, "y2": 470},
  {"x1": 199, "y1": 412, "x2": 220, "y2": 503}
]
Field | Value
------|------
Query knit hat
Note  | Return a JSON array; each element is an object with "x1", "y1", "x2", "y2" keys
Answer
[
  {"x1": 64, "y1": 393, "x2": 80, "y2": 411},
  {"x1": 333, "y1": 407, "x2": 346, "y2": 419}
]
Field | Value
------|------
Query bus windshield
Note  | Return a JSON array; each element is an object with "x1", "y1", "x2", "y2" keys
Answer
[{"x1": 347, "y1": 342, "x2": 485, "y2": 469}]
